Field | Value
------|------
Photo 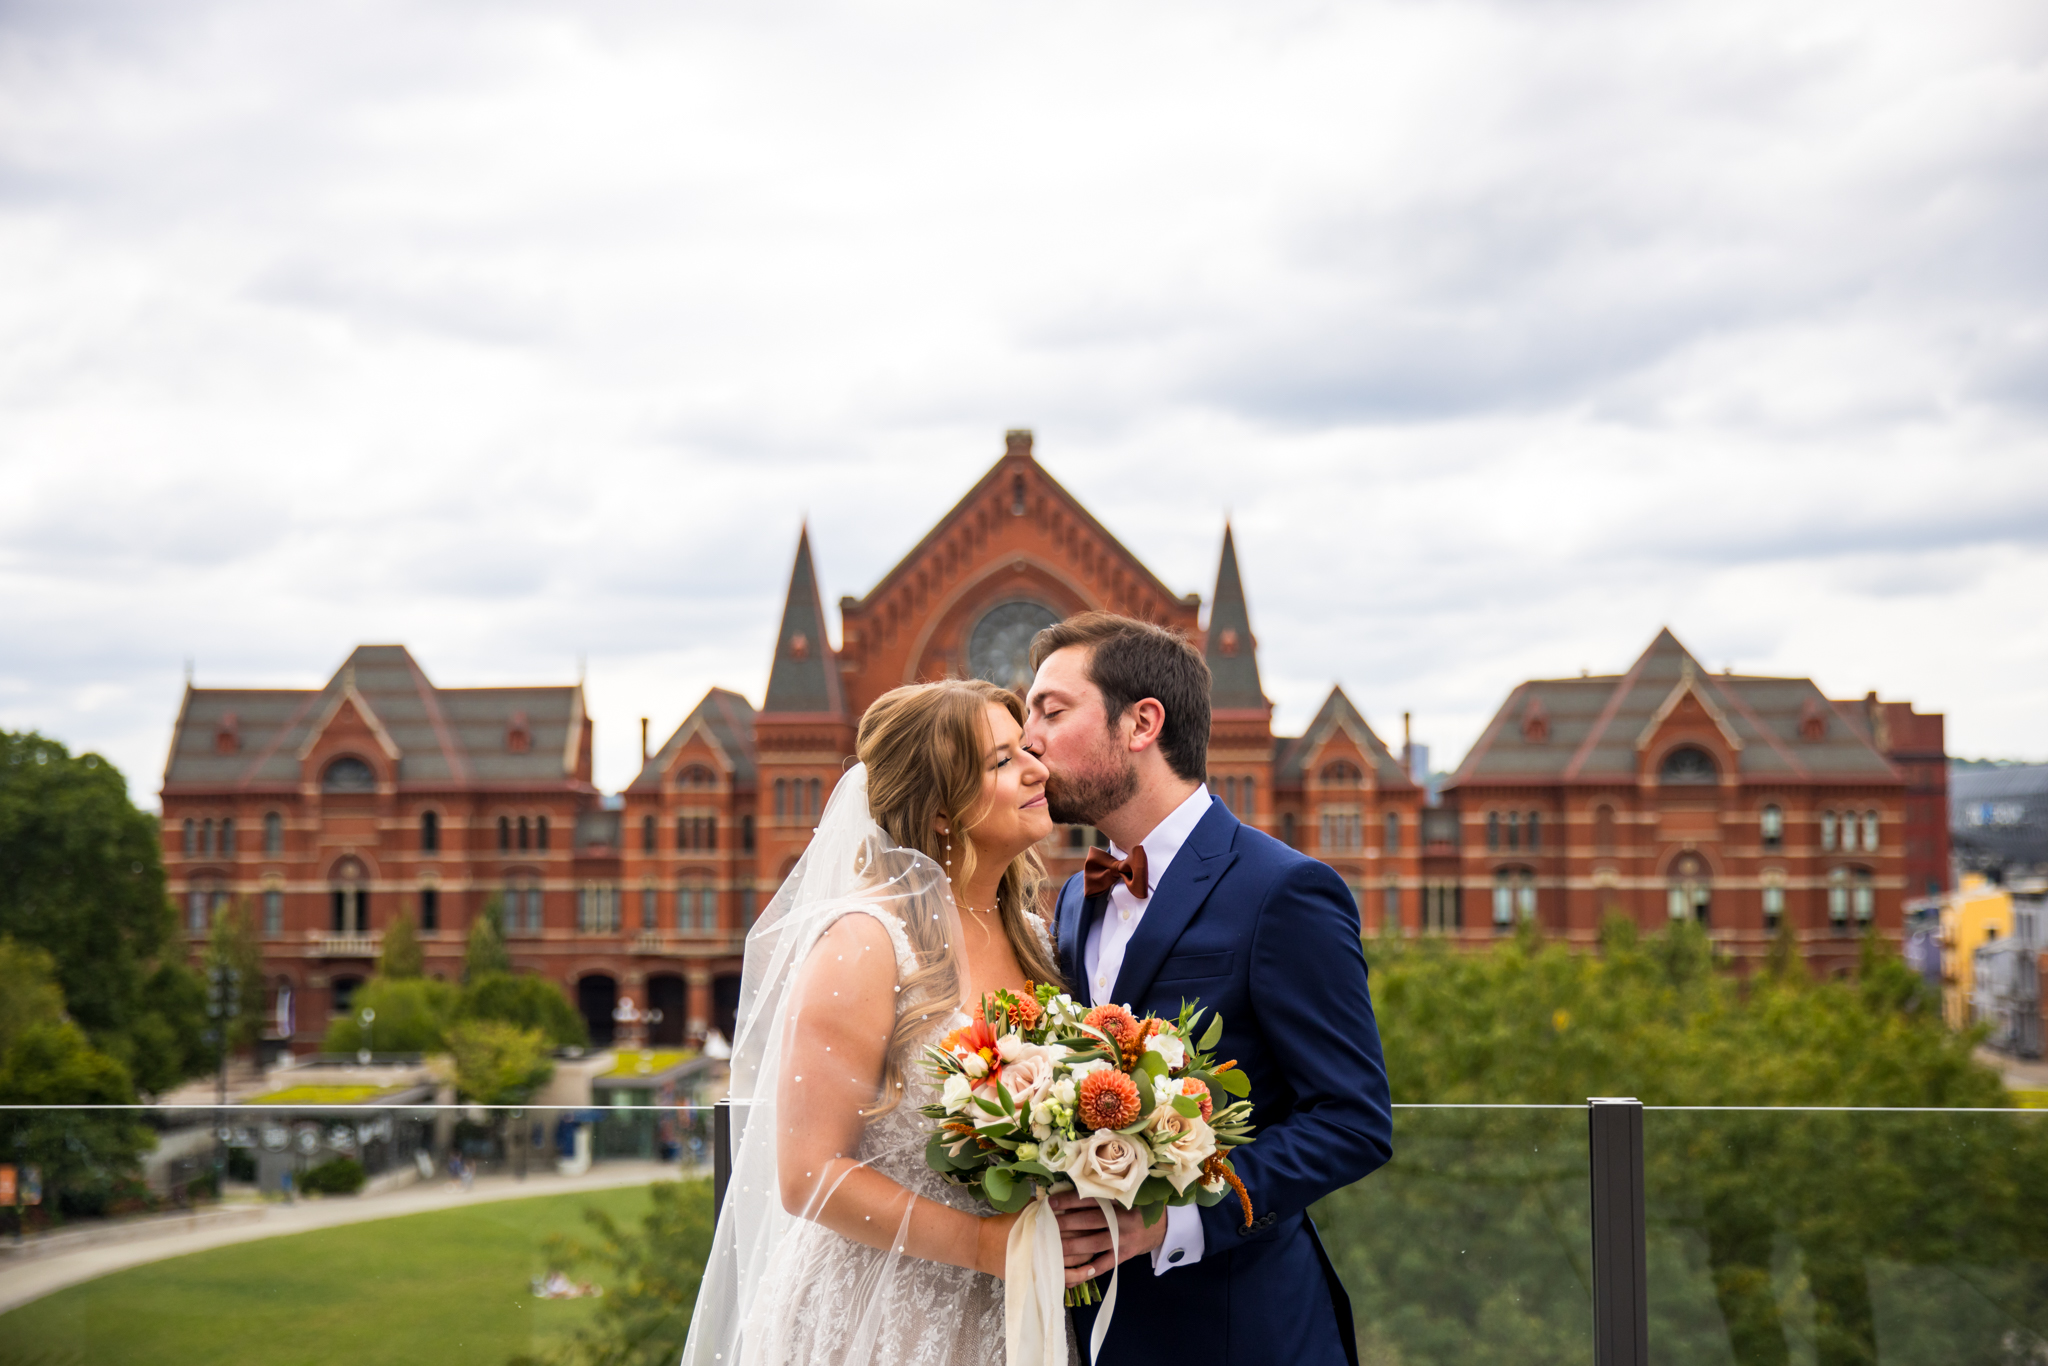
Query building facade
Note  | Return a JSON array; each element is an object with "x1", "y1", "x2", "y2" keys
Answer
[
  {"x1": 1436, "y1": 629, "x2": 1930, "y2": 974},
  {"x1": 162, "y1": 431, "x2": 1939, "y2": 1049}
]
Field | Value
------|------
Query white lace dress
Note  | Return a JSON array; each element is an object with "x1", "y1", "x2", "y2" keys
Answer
[{"x1": 739, "y1": 908, "x2": 1074, "y2": 1366}]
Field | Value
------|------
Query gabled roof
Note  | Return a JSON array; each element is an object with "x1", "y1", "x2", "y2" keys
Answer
[
  {"x1": 1272, "y1": 686, "x2": 1414, "y2": 788},
  {"x1": 1449, "y1": 628, "x2": 1900, "y2": 788},
  {"x1": 627, "y1": 688, "x2": 759, "y2": 792},
  {"x1": 761, "y1": 527, "x2": 846, "y2": 717},
  {"x1": 845, "y1": 432, "x2": 1195, "y2": 614},
  {"x1": 163, "y1": 645, "x2": 589, "y2": 792},
  {"x1": 1205, "y1": 524, "x2": 1266, "y2": 711}
]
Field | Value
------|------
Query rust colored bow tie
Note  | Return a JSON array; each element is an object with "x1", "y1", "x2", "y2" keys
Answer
[{"x1": 1084, "y1": 845, "x2": 1149, "y2": 900}]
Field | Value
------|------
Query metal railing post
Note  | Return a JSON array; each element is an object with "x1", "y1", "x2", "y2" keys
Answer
[
  {"x1": 713, "y1": 1098, "x2": 732, "y2": 1225},
  {"x1": 1589, "y1": 1097, "x2": 1648, "y2": 1366}
]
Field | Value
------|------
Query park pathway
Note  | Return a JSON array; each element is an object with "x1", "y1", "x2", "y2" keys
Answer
[{"x1": 0, "y1": 1160, "x2": 683, "y2": 1316}]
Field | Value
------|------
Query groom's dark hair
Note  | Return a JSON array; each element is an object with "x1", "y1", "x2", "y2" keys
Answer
[{"x1": 1030, "y1": 612, "x2": 1210, "y2": 782}]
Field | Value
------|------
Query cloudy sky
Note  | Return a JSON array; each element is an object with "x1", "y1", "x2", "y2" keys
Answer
[{"x1": 3, "y1": 0, "x2": 2045, "y2": 805}]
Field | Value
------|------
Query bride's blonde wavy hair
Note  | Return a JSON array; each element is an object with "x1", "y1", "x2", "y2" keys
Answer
[{"x1": 855, "y1": 679, "x2": 1066, "y2": 1115}]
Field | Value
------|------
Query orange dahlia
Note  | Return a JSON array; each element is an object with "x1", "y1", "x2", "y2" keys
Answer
[
  {"x1": 1180, "y1": 1076, "x2": 1214, "y2": 1121},
  {"x1": 1006, "y1": 990, "x2": 1044, "y2": 1031},
  {"x1": 1076, "y1": 1068, "x2": 1143, "y2": 1130},
  {"x1": 1082, "y1": 1003, "x2": 1138, "y2": 1047}
]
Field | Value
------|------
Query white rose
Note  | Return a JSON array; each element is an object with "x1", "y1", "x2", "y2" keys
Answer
[
  {"x1": 960, "y1": 1052, "x2": 989, "y2": 1079},
  {"x1": 999, "y1": 1049, "x2": 1059, "y2": 1110},
  {"x1": 1052, "y1": 1078, "x2": 1077, "y2": 1106},
  {"x1": 1037, "y1": 1132, "x2": 1078, "y2": 1174},
  {"x1": 1067, "y1": 1058, "x2": 1109, "y2": 1082},
  {"x1": 1068, "y1": 1129, "x2": 1151, "y2": 1208},
  {"x1": 941, "y1": 1073, "x2": 973, "y2": 1109},
  {"x1": 1144, "y1": 1035, "x2": 1186, "y2": 1070},
  {"x1": 1147, "y1": 1110, "x2": 1217, "y2": 1194},
  {"x1": 996, "y1": 1033, "x2": 1032, "y2": 1062}
]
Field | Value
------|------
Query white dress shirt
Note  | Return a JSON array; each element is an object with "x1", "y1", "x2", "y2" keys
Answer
[{"x1": 1083, "y1": 783, "x2": 1213, "y2": 1275}]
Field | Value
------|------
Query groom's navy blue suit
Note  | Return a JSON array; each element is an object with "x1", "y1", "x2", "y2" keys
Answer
[{"x1": 1057, "y1": 796, "x2": 1393, "y2": 1366}]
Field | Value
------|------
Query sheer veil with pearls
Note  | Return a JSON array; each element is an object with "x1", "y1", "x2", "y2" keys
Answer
[{"x1": 680, "y1": 761, "x2": 976, "y2": 1365}]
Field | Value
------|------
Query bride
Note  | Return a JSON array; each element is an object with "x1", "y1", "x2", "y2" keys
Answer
[{"x1": 683, "y1": 678, "x2": 1084, "y2": 1365}]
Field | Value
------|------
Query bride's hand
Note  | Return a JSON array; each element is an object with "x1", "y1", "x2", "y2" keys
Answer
[{"x1": 974, "y1": 1209, "x2": 1021, "y2": 1277}]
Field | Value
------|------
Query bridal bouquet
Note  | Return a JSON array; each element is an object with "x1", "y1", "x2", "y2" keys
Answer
[{"x1": 921, "y1": 983, "x2": 1254, "y2": 1306}]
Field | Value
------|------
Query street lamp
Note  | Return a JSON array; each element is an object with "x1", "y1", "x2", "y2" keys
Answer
[{"x1": 357, "y1": 1006, "x2": 376, "y2": 1066}]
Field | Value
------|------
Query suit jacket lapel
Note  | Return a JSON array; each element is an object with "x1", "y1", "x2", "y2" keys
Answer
[{"x1": 1111, "y1": 799, "x2": 1241, "y2": 1007}]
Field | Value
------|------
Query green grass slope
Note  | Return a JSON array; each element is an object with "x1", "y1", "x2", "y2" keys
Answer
[{"x1": 0, "y1": 1185, "x2": 658, "y2": 1366}]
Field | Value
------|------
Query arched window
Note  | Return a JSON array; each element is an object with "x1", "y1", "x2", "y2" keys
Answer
[
  {"x1": 1667, "y1": 853, "x2": 1710, "y2": 925},
  {"x1": 1486, "y1": 812, "x2": 1501, "y2": 851},
  {"x1": 642, "y1": 814, "x2": 656, "y2": 853},
  {"x1": 504, "y1": 874, "x2": 542, "y2": 934},
  {"x1": 678, "y1": 765, "x2": 716, "y2": 791},
  {"x1": 1383, "y1": 811, "x2": 1400, "y2": 853},
  {"x1": 1492, "y1": 868, "x2": 1535, "y2": 929},
  {"x1": 536, "y1": 815, "x2": 550, "y2": 850},
  {"x1": 1852, "y1": 867, "x2": 1874, "y2": 924},
  {"x1": 262, "y1": 886, "x2": 284, "y2": 936},
  {"x1": 808, "y1": 778, "x2": 822, "y2": 816},
  {"x1": 518, "y1": 816, "x2": 531, "y2": 851},
  {"x1": 1381, "y1": 883, "x2": 1400, "y2": 931},
  {"x1": 186, "y1": 875, "x2": 225, "y2": 932},
  {"x1": 774, "y1": 779, "x2": 787, "y2": 817},
  {"x1": 182, "y1": 818, "x2": 196, "y2": 855},
  {"x1": 640, "y1": 883, "x2": 659, "y2": 929},
  {"x1": 220, "y1": 817, "x2": 235, "y2": 855},
  {"x1": 419, "y1": 886, "x2": 438, "y2": 932},
  {"x1": 1281, "y1": 812, "x2": 1297, "y2": 847},
  {"x1": 741, "y1": 814, "x2": 756, "y2": 853},
  {"x1": 1828, "y1": 867, "x2": 1850, "y2": 926},
  {"x1": 1760, "y1": 804, "x2": 1783, "y2": 849},
  {"x1": 321, "y1": 756, "x2": 376, "y2": 792},
  {"x1": 1527, "y1": 812, "x2": 1540, "y2": 851},
  {"x1": 1659, "y1": 746, "x2": 1717, "y2": 785},
  {"x1": 1507, "y1": 811, "x2": 1522, "y2": 850},
  {"x1": 1594, "y1": 804, "x2": 1616, "y2": 854},
  {"x1": 1821, "y1": 811, "x2": 1838, "y2": 851},
  {"x1": 420, "y1": 810, "x2": 439, "y2": 853},
  {"x1": 1762, "y1": 870, "x2": 1786, "y2": 931},
  {"x1": 498, "y1": 816, "x2": 511, "y2": 851},
  {"x1": 330, "y1": 858, "x2": 367, "y2": 935},
  {"x1": 1320, "y1": 761, "x2": 1363, "y2": 787},
  {"x1": 1241, "y1": 780, "x2": 1254, "y2": 820},
  {"x1": 202, "y1": 818, "x2": 214, "y2": 855},
  {"x1": 1861, "y1": 810, "x2": 1879, "y2": 853},
  {"x1": 264, "y1": 811, "x2": 283, "y2": 854}
]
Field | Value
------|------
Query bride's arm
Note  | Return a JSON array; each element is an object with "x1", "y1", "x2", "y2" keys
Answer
[{"x1": 775, "y1": 912, "x2": 1014, "y2": 1276}]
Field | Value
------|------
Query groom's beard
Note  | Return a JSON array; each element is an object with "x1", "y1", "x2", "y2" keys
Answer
[{"x1": 1043, "y1": 742, "x2": 1140, "y2": 828}]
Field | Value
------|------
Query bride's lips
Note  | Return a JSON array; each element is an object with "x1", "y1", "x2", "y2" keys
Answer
[{"x1": 1021, "y1": 795, "x2": 1047, "y2": 809}]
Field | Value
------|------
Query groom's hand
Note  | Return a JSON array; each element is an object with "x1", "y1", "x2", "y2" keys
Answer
[{"x1": 1051, "y1": 1192, "x2": 1166, "y2": 1288}]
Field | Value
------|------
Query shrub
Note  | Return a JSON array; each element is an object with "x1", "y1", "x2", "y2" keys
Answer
[
  {"x1": 459, "y1": 973, "x2": 588, "y2": 1048},
  {"x1": 299, "y1": 1157, "x2": 366, "y2": 1196}
]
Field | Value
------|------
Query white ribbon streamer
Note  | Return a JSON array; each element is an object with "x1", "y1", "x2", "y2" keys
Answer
[
  {"x1": 1005, "y1": 1189, "x2": 1068, "y2": 1366},
  {"x1": 1087, "y1": 1197, "x2": 1121, "y2": 1366}
]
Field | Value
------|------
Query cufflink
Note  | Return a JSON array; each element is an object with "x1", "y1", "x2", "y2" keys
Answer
[{"x1": 1167, "y1": 1249, "x2": 1184, "y2": 1263}]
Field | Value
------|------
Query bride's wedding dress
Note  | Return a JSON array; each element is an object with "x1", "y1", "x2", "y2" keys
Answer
[{"x1": 682, "y1": 767, "x2": 1073, "y2": 1366}]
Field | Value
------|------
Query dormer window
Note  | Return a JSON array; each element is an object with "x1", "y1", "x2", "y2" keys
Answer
[
  {"x1": 1799, "y1": 698, "x2": 1828, "y2": 742},
  {"x1": 1521, "y1": 698, "x2": 1549, "y2": 742},
  {"x1": 506, "y1": 711, "x2": 532, "y2": 754},
  {"x1": 789, "y1": 633, "x2": 810, "y2": 661},
  {"x1": 321, "y1": 756, "x2": 376, "y2": 792},
  {"x1": 1659, "y1": 746, "x2": 1717, "y2": 785},
  {"x1": 1011, "y1": 473, "x2": 1028, "y2": 515},
  {"x1": 215, "y1": 712, "x2": 241, "y2": 755},
  {"x1": 1219, "y1": 629, "x2": 1240, "y2": 657}
]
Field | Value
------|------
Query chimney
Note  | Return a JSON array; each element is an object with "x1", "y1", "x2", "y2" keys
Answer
[
  {"x1": 1005, "y1": 429, "x2": 1033, "y2": 460},
  {"x1": 640, "y1": 717, "x2": 650, "y2": 764},
  {"x1": 1402, "y1": 711, "x2": 1413, "y2": 760}
]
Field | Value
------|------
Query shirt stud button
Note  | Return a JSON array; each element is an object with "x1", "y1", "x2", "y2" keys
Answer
[{"x1": 1168, "y1": 1249, "x2": 1184, "y2": 1263}]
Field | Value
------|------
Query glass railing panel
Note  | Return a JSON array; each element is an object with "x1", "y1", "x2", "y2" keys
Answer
[
  {"x1": 0, "y1": 1105, "x2": 716, "y2": 1366},
  {"x1": 1641, "y1": 1106, "x2": 2048, "y2": 1365},
  {"x1": 1312, "y1": 1104, "x2": 1594, "y2": 1365}
]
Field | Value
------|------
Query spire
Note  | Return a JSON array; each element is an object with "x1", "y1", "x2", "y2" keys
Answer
[
  {"x1": 1205, "y1": 523, "x2": 1266, "y2": 711},
  {"x1": 762, "y1": 525, "x2": 846, "y2": 716}
]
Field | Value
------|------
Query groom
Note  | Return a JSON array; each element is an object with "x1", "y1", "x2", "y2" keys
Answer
[{"x1": 1022, "y1": 611, "x2": 1393, "y2": 1366}]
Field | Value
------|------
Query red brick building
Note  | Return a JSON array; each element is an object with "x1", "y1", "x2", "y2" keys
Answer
[
  {"x1": 162, "y1": 431, "x2": 1939, "y2": 1047},
  {"x1": 1434, "y1": 629, "x2": 1938, "y2": 973},
  {"x1": 162, "y1": 432, "x2": 1429, "y2": 1052}
]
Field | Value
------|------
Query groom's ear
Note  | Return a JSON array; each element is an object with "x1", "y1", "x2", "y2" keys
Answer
[{"x1": 1123, "y1": 697, "x2": 1168, "y2": 754}]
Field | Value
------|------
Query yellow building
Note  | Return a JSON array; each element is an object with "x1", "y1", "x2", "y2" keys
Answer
[{"x1": 1941, "y1": 875, "x2": 2015, "y2": 1028}]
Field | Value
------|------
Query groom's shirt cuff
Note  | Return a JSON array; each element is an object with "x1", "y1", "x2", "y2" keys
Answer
[{"x1": 1151, "y1": 1202, "x2": 1205, "y2": 1274}]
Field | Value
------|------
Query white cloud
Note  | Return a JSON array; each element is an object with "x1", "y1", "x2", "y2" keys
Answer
[{"x1": 2, "y1": 0, "x2": 2045, "y2": 804}]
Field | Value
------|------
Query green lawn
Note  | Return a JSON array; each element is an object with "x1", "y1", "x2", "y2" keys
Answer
[{"x1": 0, "y1": 1184, "x2": 660, "y2": 1366}]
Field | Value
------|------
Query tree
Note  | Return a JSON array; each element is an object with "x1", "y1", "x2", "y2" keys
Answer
[
  {"x1": 203, "y1": 898, "x2": 267, "y2": 1053},
  {"x1": 508, "y1": 1180, "x2": 716, "y2": 1366},
  {"x1": 321, "y1": 977, "x2": 459, "y2": 1053},
  {"x1": 446, "y1": 1020, "x2": 553, "y2": 1105},
  {"x1": 464, "y1": 893, "x2": 512, "y2": 982},
  {"x1": 380, "y1": 910, "x2": 425, "y2": 979},
  {"x1": 460, "y1": 972, "x2": 589, "y2": 1048},
  {"x1": 0, "y1": 937, "x2": 151, "y2": 1222},
  {"x1": 0, "y1": 731, "x2": 209, "y2": 1092}
]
